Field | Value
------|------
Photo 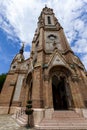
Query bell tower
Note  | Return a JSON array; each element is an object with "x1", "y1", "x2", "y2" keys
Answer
[
  {"x1": 31, "y1": 6, "x2": 75, "y2": 68},
  {"x1": 30, "y1": 6, "x2": 86, "y2": 111}
]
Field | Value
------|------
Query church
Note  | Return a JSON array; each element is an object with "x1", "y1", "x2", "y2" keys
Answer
[{"x1": 0, "y1": 6, "x2": 87, "y2": 129}]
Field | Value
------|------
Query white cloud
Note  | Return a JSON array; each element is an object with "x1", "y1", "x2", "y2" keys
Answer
[
  {"x1": 74, "y1": 19, "x2": 84, "y2": 32},
  {"x1": 24, "y1": 51, "x2": 30, "y2": 59},
  {"x1": 0, "y1": 0, "x2": 87, "y2": 69},
  {"x1": 82, "y1": 27, "x2": 87, "y2": 39},
  {"x1": 72, "y1": 39, "x2": 87, "y2": 53},
  {"x1": 0, "y1": 0, "x2": 44, "y2": 46}
]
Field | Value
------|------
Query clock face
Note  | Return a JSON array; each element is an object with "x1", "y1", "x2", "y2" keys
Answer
[{"x1": 48, "y1": 34, "x2": 57, "y2": 40}]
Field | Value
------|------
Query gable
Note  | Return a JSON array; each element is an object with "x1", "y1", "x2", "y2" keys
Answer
[
  {"x1": 48, "y1": 51, "x2": 66, "y2": 67},
  {"x1": 52, "y1": 55, "x2": 65, "y2": 66}
]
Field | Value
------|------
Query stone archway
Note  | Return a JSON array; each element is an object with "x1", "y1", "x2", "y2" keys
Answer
[{"x1": 49, "y1": 66, "x2": 73, "y2": 110}]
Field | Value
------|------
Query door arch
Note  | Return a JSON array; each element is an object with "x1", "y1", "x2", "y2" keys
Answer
[
  {"x1": 52, "y1": 75, "x2": 69, "y2": 110},
  {"x1": 49, "y1": 66, "x2": 73, "y2": 110}
]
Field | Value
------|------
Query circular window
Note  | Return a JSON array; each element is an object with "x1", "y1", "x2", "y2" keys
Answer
[{"x1": 12, "y1": 66, "x2": 16, "y2": 69}]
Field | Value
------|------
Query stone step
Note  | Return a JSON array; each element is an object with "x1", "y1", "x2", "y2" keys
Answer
[
  {"x1": 35, "y1": 111, "x2": 87, "y2": 130},
  {"x1": 37, "y1": 123, "x2": 87, "y2": 129},
  {"x1": 41, "y1": 120, "x2": 87, "y2": 124},
  {"x1": 12, "y1": 114, "x2": 27, "y2": 126},
  {"x1": 52, "y1": 111, "x2": 80, "y2": 118},
  {"x1": 36, "y1": 126, "x2": 87, "y2": 130},
  {"x1": 40, "y1": 122, "x2": 87, "y2": 125},
  {"x1": 18, "y1": 116, "x2": 27, "y2": 123},
  {"x1": 42, "y1": 118, "x2": 87, "y2": 122},
  {"x1": 21, "y1": 114, "x2": 27, "y2": 120},
  {"x1": 16, "y1": 118, "x2": 27, "y2": 126}
]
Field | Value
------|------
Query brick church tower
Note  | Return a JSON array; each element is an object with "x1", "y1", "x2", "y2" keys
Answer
[{"x1": 0, "y1": 6, "x2": 87, "y2": 126}]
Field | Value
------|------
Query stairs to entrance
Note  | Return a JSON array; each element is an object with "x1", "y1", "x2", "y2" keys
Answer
[
  {"x1": 12, "y1": 113, "x2": 27, "y2": 126},
  {"x1": 12, "y1": 108, "x2": 27, "y2": 126},
  {"x1": 36, "y1": 110, "x2": 87, "y2": 130}
]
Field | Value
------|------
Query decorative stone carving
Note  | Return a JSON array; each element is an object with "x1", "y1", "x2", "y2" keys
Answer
[
  {"x1": 71, "y1": 74, "x2": 79, "y2": 82},
  {"x1": 50, "y1": 66, "x2": 70, "y2": 78},
  {"x1": 50, "y1": 55, "x2": 65, "y2": 66},
  {"x1": 42, "y1": 7, "x2": 53, "y2": 15},
  {"x1": 70, "y1": 64, "x2": 76, "y2": 70},
  {"x1": 59, "y1": 72, "x2": 66, "y2": 79},
  {"x1": 39, "y1": 19, "x2": 44, "y2": 27},
  {"x1": 53, "y1": 41, "x2": 56, "y2": 47}
]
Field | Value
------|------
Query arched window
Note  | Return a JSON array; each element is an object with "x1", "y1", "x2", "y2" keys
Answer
[{"x1": 48, "y1": 16, "x2": 51, "y2": 24}]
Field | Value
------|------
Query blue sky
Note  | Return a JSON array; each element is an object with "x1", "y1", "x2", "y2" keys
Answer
[{"x1": 0, "y1": 0, "x2": 87, "y2": 74}]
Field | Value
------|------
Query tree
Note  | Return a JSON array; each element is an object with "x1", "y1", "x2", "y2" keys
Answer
[
  {"x1": 25, "y1": 100, "x2": 33, "y2": 127},
  {"x1": 0, "y1": 73, "x2": 7, "y2": 92}
]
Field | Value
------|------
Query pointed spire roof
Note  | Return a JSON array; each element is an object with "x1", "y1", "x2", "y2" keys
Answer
[{"x1": 19, "y1": 43, "x2": 24, "y2": 54}]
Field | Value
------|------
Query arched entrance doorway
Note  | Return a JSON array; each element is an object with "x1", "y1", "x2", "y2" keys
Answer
[
  {"x1": 52, "y1": 75, "x2": 68, "y2": 110},
  {"x1": 50, "y1": 66, "x2": 73, "y2": 110}
]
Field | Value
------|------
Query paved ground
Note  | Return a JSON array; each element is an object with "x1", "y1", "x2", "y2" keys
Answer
[{"x1": 0, "y1": 115, "x2": 35, "y2": 130}]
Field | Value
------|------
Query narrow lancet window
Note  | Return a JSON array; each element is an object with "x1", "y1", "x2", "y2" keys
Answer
[{"x1": 48, "y1": 16, "x2": 51, "y2": 24}]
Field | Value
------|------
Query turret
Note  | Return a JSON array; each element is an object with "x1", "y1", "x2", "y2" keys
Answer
[{"x1": 10, "y1": 44, "x2": 25, "y2": 70}]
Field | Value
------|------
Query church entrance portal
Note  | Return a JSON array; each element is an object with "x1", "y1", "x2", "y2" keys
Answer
[{"x1": 52, "y1": 75, "x2": 68, "y2": 110}]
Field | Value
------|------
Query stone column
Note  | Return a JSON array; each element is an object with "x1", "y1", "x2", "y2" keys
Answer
[
  {"x1": 49, "y1": 78, "x2": 53, "y2": 108},
  {"x1": 65, "y1": 80, "x2": 73, "y2": 109},
  {"x1": 44, "y1": 79, "x2": 49, "y2": 108},
  {"x1": 69, "y1": 77, "x2": 85, "y2": 108},
  {"x1": 43, "y1": 73, "x2": 53, "y2": 109},
  {"x1": 32, "y1": 67, "x2": 43, "y2": 108}
]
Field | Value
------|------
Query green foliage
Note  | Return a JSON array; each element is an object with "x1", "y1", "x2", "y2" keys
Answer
[
  {"x1": 25, "y1": 109, "x2": 33, "y2": 115},
  {"x1": 26, "y1": 104, "x2": 32, "y2": 108},
  {"x1": 0, "y1": 73, "x2": 7, "y2": 92},
  {"x1": 25, "y1": 100, "x2": 33, "y2": 116},
  {"x1": 25, "y1": 100, "x2": 34, "y2": 127},
  {"x1": 27, "y1": 100, "x2": 32, "y2": 104}
]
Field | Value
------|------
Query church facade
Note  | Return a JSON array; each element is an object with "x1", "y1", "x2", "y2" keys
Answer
[{"x1": 0, "y1": 6, "x2": 87, "y2": 124}]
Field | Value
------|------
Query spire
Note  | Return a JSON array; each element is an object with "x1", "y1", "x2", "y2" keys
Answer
[
  {"x1": 19, "y1": 42, "x2": 24, "y2": 54},
  {"x1": 45, "y1": 4, "x2": 47, "y2": 8}
]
